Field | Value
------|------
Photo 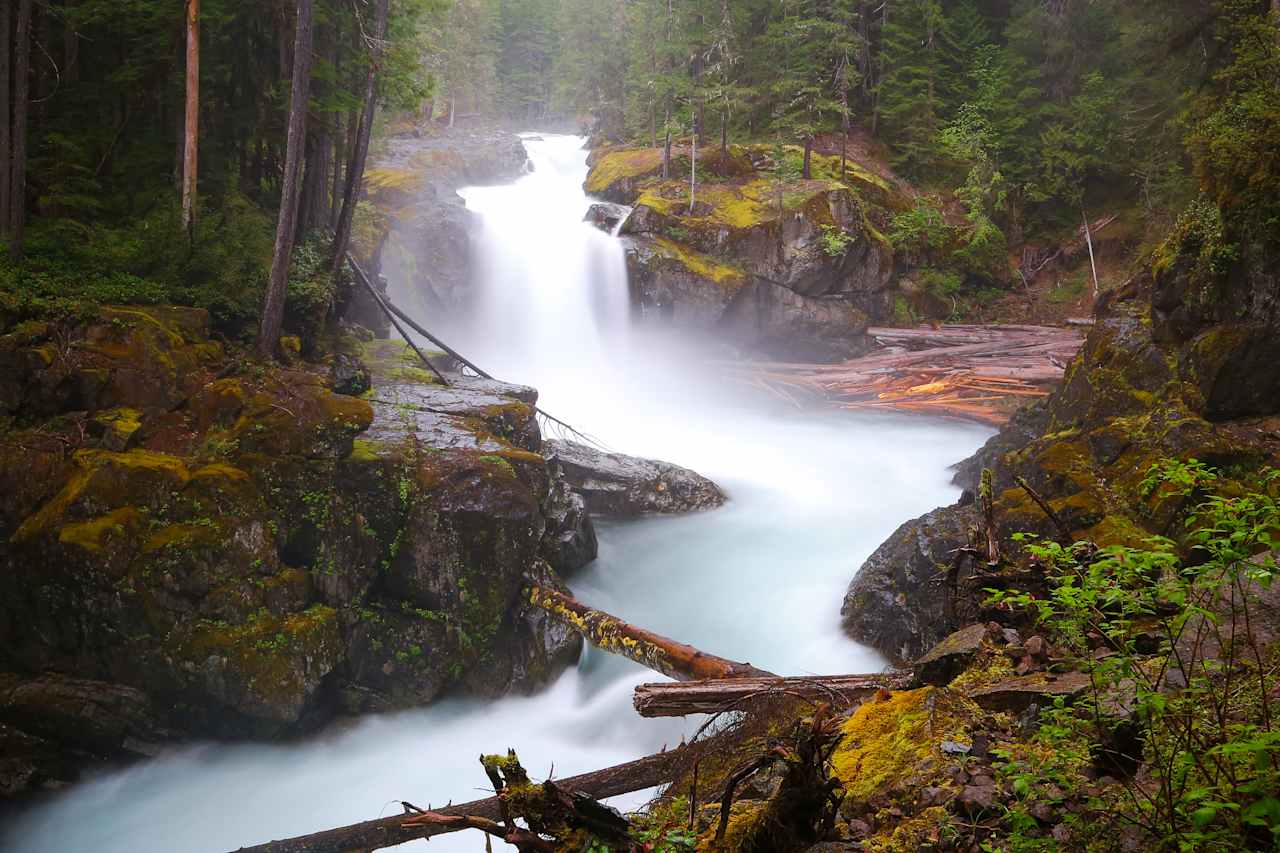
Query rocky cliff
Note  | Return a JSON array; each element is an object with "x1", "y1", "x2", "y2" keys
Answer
[
  {"x1": 841, "y1": 218, "x2": 1280, "y2": 662},
  {"x1": 585, "y1": 144, "x2": 905, "y2": 361},
  {"x1": 0, "y1": 300, "x2": 593, "y2": 795}
]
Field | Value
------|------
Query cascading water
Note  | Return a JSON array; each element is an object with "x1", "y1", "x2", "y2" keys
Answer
[{"x1": 3, "y1": 135, "x2": 991, "y2": 853}]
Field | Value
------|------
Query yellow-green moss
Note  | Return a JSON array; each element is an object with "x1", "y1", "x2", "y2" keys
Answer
[
  {"x1": 143, "y1": 522, "x2": 220, "y2": 553},
  {"x1": 651, "y1": 237, "x2": 747, "y2": 290},
  {"x1": 348, "y1": 439, "x2": 381, "y2": 463},
  {"x1": 865, "y1": 805, "x2": 951, "y2": 853},
  {"x1": 585, "y1": 147, "x2": 663, "y2": 195},
  {"x1": 58, "y1": 506, "x2": 143, "y2": 552},
  {"x1": 832, "y1": 688, "x2": 977, "y2": 802}
]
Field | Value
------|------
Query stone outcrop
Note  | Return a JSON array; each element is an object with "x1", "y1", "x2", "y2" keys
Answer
[
  {"x1": 361, "y1": 127, "x2": 531, "y2": 324},
  {"x1": 0, "y1": 303, "x2": 594, "y2": 795},
  {"x1": 842, "y1": 225, "x2": 1280, "y2": 664},
  {"x1": 545, "y1": 439, "x2": 727, "y2": 518},
  {"x1": 587, "y1": 144, "x2": 901, "y2": 362}
]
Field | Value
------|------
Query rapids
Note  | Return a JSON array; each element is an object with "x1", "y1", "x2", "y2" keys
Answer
[{"x1": 2, "y1": 135, "x2": 991, "y2": 852}]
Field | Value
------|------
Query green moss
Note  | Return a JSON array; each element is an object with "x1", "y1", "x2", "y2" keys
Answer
[
  {"x1": 831, "y1": 688, "x2": 976, "y2": 802},
  {"x1": 58, "y1": 506, "x2": 143, "y2": 552},
  {"x1": 585, "y1": 147, "x2": 663, "y2": 195},
  {"x1": 650, "y1": 237, "x2": 747, "y2": 290},
  {"x1": 348, "y1": 439, "x2": 381, "y2": 463}
]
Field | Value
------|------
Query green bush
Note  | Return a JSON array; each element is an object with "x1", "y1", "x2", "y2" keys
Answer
[{"x1": 988, "y1": 460, "x2": 1280, "y2": 851}]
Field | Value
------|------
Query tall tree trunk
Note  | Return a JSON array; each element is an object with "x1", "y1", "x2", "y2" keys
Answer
[
  {"x1": 256, "y1": 0, "x2": 314, "y2": 359},
  {"x1": 182, "y1": 0, "x2": 200, "y2": 233},
  {"x1": 802, "y1": 135, "x2": 813, "y2": 180},
  {"x1": 720, "y1": 104, "x2": 728, "y2": 157},
  {"x1": 329, "y1": 111, "x2": 344, "y2": 230},
  {"x1": 10, "y1": 0, "x2": 33, "y2": 259},
  {"x1": 63, "y1": 0, "x2": 79, "y2": 84},
  {"x1": 0, "y1": 0, "x2": 12, "y2": 237},
  {"x1": 688, "y1": 134, "x2": 696, "y2": 214},
  {"x1": 330, "y1": 0, "x2": 390, "y2": 279}
]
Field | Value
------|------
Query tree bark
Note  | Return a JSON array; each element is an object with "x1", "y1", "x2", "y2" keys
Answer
[
  {"x1": 255, "y1": 0, "x2": 313, "y2": 359},
  {"x1": 63, "y1": 0, "x2": 78, "y2": 84},
  {"x1": 0, "y1": 0, "x2": 12, "y2": 236},
  {"x1": 10, "y1": 0, "x2": 33, "y2": 259},
  {"x1": 633, "y1": 673, "x2": 911, "y2": 717},
  {"x1": 526, "y1": 585, "x2": 773, "y2": 681},
  {"x1": 330, "y1": 0, "x2": 389, "y2": 278},
  {"x1": 225, "y1": 741, "x2": 708, "y2": 853},
  {"x1": 182, "y1": 0, "x2": 200, "y2": 233},
  {"x1": 802, "y1": 135, "x2": 813, "y2": 180}
]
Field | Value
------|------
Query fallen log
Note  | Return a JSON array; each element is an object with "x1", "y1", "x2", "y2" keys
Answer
[
  {"x1": 228, "y1": 742, "x2": 699, "y2": 853},
  {"x1": 632, "y1": 672, "x2": 912, "y2": 717},
  {"x1": 526, "y1": 585, "x2": 774, "y2": 681}
]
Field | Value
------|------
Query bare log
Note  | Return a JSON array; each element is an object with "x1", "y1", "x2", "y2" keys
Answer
[
  {"x1": 228, "y1": 742, "x2": 700, "y2": 853},
  {"x1": 633, "y1": 672, "x2": 911, "y2": 717},
  {"x1": 527, "y1": 585, "x2": 774, "y2": 681}
]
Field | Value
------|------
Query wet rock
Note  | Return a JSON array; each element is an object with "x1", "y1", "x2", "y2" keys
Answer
[
  {"x1": 545, "y1": 439, "x2": 727, "y2": 517},
  {"x1": 841, "y1": 504, "x2": 977, "y2": 664},
  {"x1": 584, "y1": 201, "x2": 630, "y2": 233},
  {"x1": 958, "y1": 784, "x2": 997, "y2": 815},
  {"x1": 914, "y1": 623, "x2": 989, "y2": 686},
  {"x1": 0, "y1": 673, "x2": 165, "y2": 756},
  {"x1": 966, "y1": 671, "x2": 1091, "y2": 713},
  {"x1": 540, "y1": 463, "x2": 599, "y2": 574}
]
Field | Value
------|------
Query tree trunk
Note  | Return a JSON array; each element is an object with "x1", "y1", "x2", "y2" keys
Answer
[
  {"x1": 255, "y1": 0, "x2": 314, "y2": 359},
  {"x1": 0, "y1": 0, "x2": 12, "y2": 236},
  {"x1": 720, "y1": 105, "x2": 728, "y2": 157},
  {"x1": 226, "y1": 740, "x2": 715, "y2": 853},
  {"x1": 63, "y1": 0, "x2": 79, "y2": 84},
  {"x1": 633, "y1": 672, "x2": 911, "y2": 717},
  {"x1": 802, "y1": 135, "x2": 813, "y2": 180},
  {"x1": 331, "y1": 0, "x2": 390, "y2": 278},
  {"x1": 329, "y1": 111, "x2": 344, "y2": 230},
  {"x1": 688, "y1": 134, "x2": 696, "y2": 214},
  {"x1": 10, "y1": 0, "x2": 33, "y2": 259},
  {"x1": 182, "y1": 0, "x2": 200, "y2": 233},
  {"x1": 526, "y1": 585, "x2": 774, "y2": 681},
  {"x1": 1082, "y1": 205, "x2": 1099, "y2": 299}
]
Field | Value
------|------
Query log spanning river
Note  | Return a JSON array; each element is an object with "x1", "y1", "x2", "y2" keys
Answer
[{"x1": 5, "y1": 135, "x2": 991, "y2": 852}]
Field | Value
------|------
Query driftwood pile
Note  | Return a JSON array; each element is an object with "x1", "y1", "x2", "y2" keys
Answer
[{"x1": 728, "y1": 324, "x2": 1086, "y2": 426}]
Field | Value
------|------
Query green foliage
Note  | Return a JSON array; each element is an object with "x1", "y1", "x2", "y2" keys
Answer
[
  {"x1": 1184, "y1": 0, "x2": 1280, "y2": 234},
  {"x1": 1, "y1": 193, "x2": 272, "y2": 336},
  {"x1": 889, "y1": 196, "x2": 952, "y2": 259},
  {"x1": 819, "y1": 225, "x2": 854, "y2": 258},
  {"x1": 988, "y1": 460, "x2": 1280, "y2": 850}
]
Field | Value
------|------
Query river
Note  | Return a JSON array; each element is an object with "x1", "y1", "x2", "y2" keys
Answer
[{"x1": 3, "y1": 134, "x2": 990, "y2": 852}]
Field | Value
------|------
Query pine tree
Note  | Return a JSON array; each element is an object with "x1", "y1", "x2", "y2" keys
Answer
[{"x1": 877, "y1": 0, "x2": 949, "y2": 176}]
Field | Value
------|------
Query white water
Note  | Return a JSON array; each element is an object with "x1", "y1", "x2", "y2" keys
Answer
[{"x1": 3, "y1": 135, "x2": 991, "y2": 853}]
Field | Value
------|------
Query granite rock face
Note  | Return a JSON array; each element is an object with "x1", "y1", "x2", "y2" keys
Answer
[{"x1": 545, "y1": 439, "x2": 727, "y2": 518}]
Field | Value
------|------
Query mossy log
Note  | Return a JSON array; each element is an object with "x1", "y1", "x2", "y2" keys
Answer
[
  {"x1": 526, "y1": 585, "x2": 774, "y2": 681},
  {"x1": 632, "y1": 672, "x2": 911, "y2": 717},
  {"x1": 226, "y1": 742, "x2": 702, "y2": 852}
]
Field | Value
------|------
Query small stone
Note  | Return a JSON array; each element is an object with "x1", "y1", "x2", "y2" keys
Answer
[
  {"x1": 846, "y1": 819, "x2": 871, "y2": 839},
  {"x1": 1025, "y1": 635, "x2": 1047, "y2": 657},
  {"x1": 969, "y1": 733, "x2": 990, "y2": 759},
  {"x1": 959, "y1": 785, "x2": 997, "y2": 814},
  {"x1": 1052, "y1": 825, "x2": 1072, "y2": 843},
  {"x1": 1030, "y1": 802, "x2": 1055, "y2": 822},
  {"x1": 940, "y1": 740, "x2": 971, "y2": 756}
]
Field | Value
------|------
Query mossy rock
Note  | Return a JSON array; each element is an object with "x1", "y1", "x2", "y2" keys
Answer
[
  {"x1": 229, "y1": 375, "x2": 373, "y2": 460},
  {"x1": 832, "y1": 687, "x2": 978, "y2": 803},
  {"x1": 171, "y1": 605, "x2": 343, "y2": 723}
]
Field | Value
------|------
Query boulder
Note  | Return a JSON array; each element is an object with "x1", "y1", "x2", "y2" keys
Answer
[
  {"x1": 584, "y1": 202, "x2": 630, "y2": 234},
  {"x1": 914, "y1": 624, "x2": 990, "y2": 687},
  {"x1": 841, "y1": 504, "x2": 976, "y2": 664},
  {"x1": 545, "y1": 440, "x2": 726, "y2": 518}
]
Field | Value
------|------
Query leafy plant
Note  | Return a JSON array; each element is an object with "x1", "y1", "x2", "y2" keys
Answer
[{"x1": 988, "y1": 460, "x2": 1280, "y2": 850}]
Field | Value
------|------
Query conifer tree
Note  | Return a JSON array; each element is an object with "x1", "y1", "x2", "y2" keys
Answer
[{"x1": 877, "y1": 0, "x2": 949, "y2": 176}]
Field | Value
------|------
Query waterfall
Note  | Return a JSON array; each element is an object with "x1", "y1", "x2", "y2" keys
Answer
[{"x1": 1, "y1": 135, "x2": 993, "y2": 853}]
